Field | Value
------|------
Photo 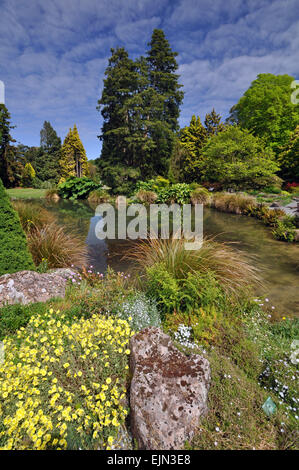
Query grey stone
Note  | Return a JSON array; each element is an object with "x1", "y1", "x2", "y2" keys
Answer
[
  {"x1": 129, "y1": 327, "x2": 210, "y2": 450},
  {"x1": 0, "y1": 269, "x2": 74, "y2": 307}
]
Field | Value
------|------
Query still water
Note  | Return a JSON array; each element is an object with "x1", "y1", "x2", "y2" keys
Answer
[{"x1": 35, "y1": 199, "x2": 299, "y2": 317}]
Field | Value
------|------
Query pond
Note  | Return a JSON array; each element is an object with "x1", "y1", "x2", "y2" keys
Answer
[{"x1": 31, "y1": 199, "x2": 299, "y2": 318}]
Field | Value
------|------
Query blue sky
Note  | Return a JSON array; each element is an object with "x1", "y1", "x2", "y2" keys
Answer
[{"x1": 1, "y1": 0, "x2": 299, "y2": 159}]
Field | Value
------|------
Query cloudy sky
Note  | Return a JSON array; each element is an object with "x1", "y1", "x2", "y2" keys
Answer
[{"x1": 1, "y1": 0, "x2": 299, "y2": 158}]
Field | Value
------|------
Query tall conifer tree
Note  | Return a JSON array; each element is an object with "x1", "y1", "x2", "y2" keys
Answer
[
  {"x1": 59, "y1": 126, "x2": 88, "y2": 182},
  {"x1": 204, "y1": 108, "x2": 225, "y2": 137},
  {"x1": 179, "y1": 115, "x2": 207, "y2": 182}
]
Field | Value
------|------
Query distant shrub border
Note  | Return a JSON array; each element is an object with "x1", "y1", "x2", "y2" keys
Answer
[{"x1": 0, "y1": 178, "x2": 35, "y2": 275}]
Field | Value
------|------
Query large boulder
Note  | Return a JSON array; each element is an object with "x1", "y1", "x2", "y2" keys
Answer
[
  {"x1": 0, "y1": 269, "x2": 74, "y2": 307},
  {"x1": 129, "y1": 327, "x2": 210, "y2": 450}
]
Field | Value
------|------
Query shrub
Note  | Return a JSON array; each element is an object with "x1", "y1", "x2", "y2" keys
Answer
[
  {"x1": 126, "y1": 237, "x2": 260, "y2": 302},
  {"x1": 12, "y1": 201, "x2": 56, "y2": 233},
  {"x1": 21, "y1": 163, "x2": 36, "y2": 187},
  {"x1": 41, "y1": 181, "x2": 56, "y2": 190},
  {"x1": 116, "y1": 292, "x2": 161, "y2": 331},
  {"x1": 27, "y1": 222, "x2": 87, "y2": 269},
  {"x1": 211, "y1": 193, "x2": 257, "y2": 215},
  {"x1": 0, "y1": 178, "x2": 35, "y2": 275},
  {"x1": 135, "y1": 189, "x2": 157, "y2": 204},
  {"x1": 0, "y1": 309, "x2": 132, "y2": 450},
  {"x1": 190, "y1": 187, "x2": 210, "y2": 205},
  {"x1": 88, "y1": 189, "x2": 110, "y2": 204},
  {"x1": 272, "y1": 220, "x2": 296, "y2": 242},
  {"x1": 66, "y1": 268, "x2": 136, "y2": 317},
  {"x1": 0, "y1": 301, "x2": 55, "y2": 340},
  {"x1": 45, "y1": 188, "x2": 60, "y2": 201},
  {"x1": 58, "y1": 176, "x2": 102, "y2": 200},
  {"x1": 200, "y1": 126, "x2": 280, "y2": 190},
  {"x1": 157, "y1": 183, "x2": 191, "y2": 204}
]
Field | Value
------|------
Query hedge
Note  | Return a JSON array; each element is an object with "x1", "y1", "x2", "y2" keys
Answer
[{"x1": 0, "y1": 178, "x2": 35, "y2": 275}]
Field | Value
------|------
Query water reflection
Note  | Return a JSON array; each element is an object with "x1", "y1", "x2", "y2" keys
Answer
[{"x1": 38, "y1": 200, "x2": 299, "y2": 317}]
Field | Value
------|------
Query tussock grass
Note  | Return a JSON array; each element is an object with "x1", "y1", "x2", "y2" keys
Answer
[
  {"x1": 88, "y1": 189, "x2": 110, "y2": 204},
  {"x1": 211, "y1": 192, "x2": 257, "y2": 214},
  {"x1": 125, "y1": 236, "x2": 261, "y2": 299},
  {"x1": 135, "y1": 189, "x2": 158, "y2": 204},
  {"x1": 45, "y1": 188, "x2": 60, "y2": 201},
  {"x1": 12, "y1": 200, "x2": 56, "y2": 233},
  {"x1": 27, "y1": 222, "x2": 87, "y2": 269},
  {"x1": 190, "y1": 187, "x2": 210, "y2": 205}
]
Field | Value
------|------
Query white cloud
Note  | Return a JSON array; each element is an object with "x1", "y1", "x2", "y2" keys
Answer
[{"x1": 0, "y1": 0, "x2": 299, "y2": 157}]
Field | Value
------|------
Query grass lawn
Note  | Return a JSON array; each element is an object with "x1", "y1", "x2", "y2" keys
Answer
[{"x1": 6, "y1": 187, "x2": 46, "y2": 199}]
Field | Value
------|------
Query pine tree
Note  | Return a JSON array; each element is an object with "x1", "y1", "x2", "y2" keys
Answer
[
  {"x1": 147, "y1": 29, "x2": 184, "y2": 132},
  {"x1": 97, "y1": 31, "x2": 184, "y2": 191},
  {"x1": 39, "y1": 121, "x2": 62, "y2": 182},
  {"x1": 179, "y1": 115, "x2": 207, "y2": 182},
  {"x1": 21, "y1": 162, "x2": 36, "y2": 187},
  {"x1": 72, "y1": 125, "x2": 88, "y2": 178},
  {"x1": 59, "y1": 128, "x2": 76, "y2": 183},
  {"x1": 59, "y1": 126, "x2": 88, "y2": 182},
  {"x1": 97, "y1": 47, "x2": 137, "y2": 168},
  {"x1": 0, "y1": 104, "x2": 16, "y2": 187},
  {"x1": 204, "y1": 108, "x2": 225, "y2": 136}
]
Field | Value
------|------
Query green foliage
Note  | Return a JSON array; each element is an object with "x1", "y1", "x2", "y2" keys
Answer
[
  {"x1": 136, "y1": 178, "x2": 191, "y2": 204},
  {"x1": 272, "y1": 219, "x2": 296, "y2": 242},
  {"x1": 204, "y1": 108, "x2": 225, "y2": 137},
  {"x1": 178, "y1": 115, "x2": 208, "y2": 182},
  {"x1": 0, "y1": 104, "x2": 21, "y2": 188},
  {"x1": 0, "y1": 301, "x2": 54, "y2": 340},
  {"x1": 146, "y1": 263, "x2": 225, "y2": 317},
  {"x1": 58, "y1": 176, "x2": 102, "y2": 200},
  {"x1": 97, "y1": 162, "x2": 141, "y2": 195},
  {"x1": 157, "y1": 183, "x2": 191, "y2": 204},
  {"x1": 229, "y1": 73, "x2": 299, "y2": 154},
  {"x1": 146, "y1": 263, "x2": 181, "y2": 315},
  {"x1": 97, "y1": 30, "x2": 183, "y2": 190},
  {"x1": 87, "y1": 188, "x2": 110, "y2": 204},
  {"x1": 278, "y1": 125, "x2": 299, "y2": 180},
  {"x1": 21, "y1": 162, "x2": 36, "y2": 187},
  {"x1": 0, "y1": 178, "x2": 35, "y2": 275},
  {"x1": 190, "y1": 186, "x2": 210, "y2": 204},
  {"x1": 201, "y1": 126, "x2": 280, "y2": 189},
  {"x1": 59, "y1": 125, "x2": 88, "y2": 182},
  {"x1": 116, "y1": 292, "x2": 161, "y2": 331}
]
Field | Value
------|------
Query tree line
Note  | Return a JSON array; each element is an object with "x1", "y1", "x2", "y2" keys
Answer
[
  {"x1": 1, "y1": 28, "x2": 299, "y2": 192},
  {"x1": 0, "y1": 113, "x2": 89, "y2": 188}
]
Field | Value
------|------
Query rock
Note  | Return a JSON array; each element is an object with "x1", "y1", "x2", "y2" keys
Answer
[
  {"x1": 270, "y1": 202, "x2": 280, "y2": 208},
  {"x1": 0, "y1": 269, "x2": 75, "y2": 307},
  {"x1": 129, "y1": 327, "x2": 210, "y2": 450}
]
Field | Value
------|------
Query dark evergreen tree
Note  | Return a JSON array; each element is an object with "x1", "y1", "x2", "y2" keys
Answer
[
  {"x1": 147, "y1": 29, "x2": 184, "y2": 132},
  {"x1": 97, "y1": 47, "x2": 137, "y2": 168},
  {"x1": 97, "y1": 31, "x2": 184, "y2": 192},
  {"x1": 0, "y1": 104, "x2": 17, "y2": 187},
  {"x1": 39, "y1": 121, "x2": 62, "y2": 182},
  {"x1": 204, "y1": 108, "x2": 225, "y2": 136}
]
